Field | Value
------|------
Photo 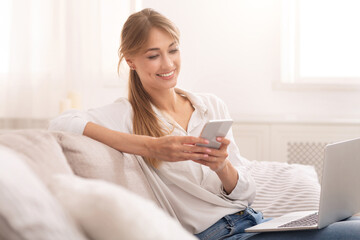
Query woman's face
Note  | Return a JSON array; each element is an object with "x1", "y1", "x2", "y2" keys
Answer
[{"x1": 128, "y1": 27, "x2": 181, "y2": 93}]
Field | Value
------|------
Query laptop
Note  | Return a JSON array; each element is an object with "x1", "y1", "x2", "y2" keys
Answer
[{"x1": 245, "y1": 137, "x2": 360, "y2": 232}]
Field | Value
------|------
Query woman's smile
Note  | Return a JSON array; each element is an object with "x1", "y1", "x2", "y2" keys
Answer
[{"x1": 156, "y1": 70, "x2": 176, "y2": 80}]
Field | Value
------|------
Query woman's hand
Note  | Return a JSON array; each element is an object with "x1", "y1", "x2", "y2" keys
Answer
[
  {"x1": 192, "y1": 137, "x2": 239, "y2": 194},
  {"x1": 191, "y1": 137, "x2": 231, "y2": 172},
  {"x1": 145, "y1": 135, "x2": 212, "y2": 162},
  {"x1": 146, "y1": 135, "x2": 238, "y2": 194}
]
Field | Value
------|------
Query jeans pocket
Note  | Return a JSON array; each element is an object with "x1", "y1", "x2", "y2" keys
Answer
[
  {"x1": 219, "y1": 225, "x2": 235, "y2": 240},
  {"x1": 196, "y1": 217, "x2": 234, "y2": 240},
  {"x1": 246, "y1": 207, "x2": 265, "y2": 225}
]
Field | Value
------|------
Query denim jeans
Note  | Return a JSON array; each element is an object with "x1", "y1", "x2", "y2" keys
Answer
[
  {"x1": 195, "y1": 208, "x2": 360, "y2": 240},
  {"x1": 195, "y1": 207, "x2": 266, "y2": 240}
]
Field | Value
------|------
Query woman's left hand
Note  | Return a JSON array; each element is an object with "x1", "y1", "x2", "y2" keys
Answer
[
  {"x1": 191, "y1": 137, "x2": 231, "y2": 172},
  {"x1": 192, "y1": 137, "x2": 239, "y2": 194}
]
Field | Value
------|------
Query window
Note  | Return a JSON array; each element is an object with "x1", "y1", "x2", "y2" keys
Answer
[
  {"x1": 100, "y1": 0, "x2": 132, "y2": 86},
  {"x1": 0, "y1": 0, "x2": 139, "y2": 84},
  {"x1": 281, "y1": 0, "x2": 360, "y2": 86},
  {"x1": 0, "y1": 0, "x2": 12, "y2": 74},
  {"x1": 0, "y1": 0, "x2": 139, "y2": 118}
]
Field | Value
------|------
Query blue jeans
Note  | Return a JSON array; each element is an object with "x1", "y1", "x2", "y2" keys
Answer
[
  {"x1": 195, "y1": 207, "x2": 266, "y2": 240},
  {"x1": 195, "y1": 208, "x2": 360, "y2": 240}
]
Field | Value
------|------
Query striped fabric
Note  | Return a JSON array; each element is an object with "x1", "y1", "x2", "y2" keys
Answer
[{"x1": 246, "y1": 160, "x2": 321, "y2": 218}]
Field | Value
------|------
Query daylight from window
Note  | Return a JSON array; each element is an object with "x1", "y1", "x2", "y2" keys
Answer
[
  {"x1": 283, "y1": 0, "x2": 360, "y2": 84},
  {"x1": 299, "y1": 0, "x2": 360, "y2": 79},
  {"x1": 0, "y1": 0, "x2": 12, "y2": 74}
]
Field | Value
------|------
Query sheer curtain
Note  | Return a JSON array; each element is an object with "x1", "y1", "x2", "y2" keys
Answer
[{"x1": 0, "y1": 0, "x2": 134, "y2": 123}]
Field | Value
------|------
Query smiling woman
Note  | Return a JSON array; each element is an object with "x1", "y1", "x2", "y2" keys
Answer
[
  {"x1": 48, "y1": 7, "x2": 360, "y2": 240},
  {"x1": 49, "y1": 8, "x2": 258, "y2": 236},
  {"x1": 117, "y1": 9, "x2": 184, "y2": 168}
]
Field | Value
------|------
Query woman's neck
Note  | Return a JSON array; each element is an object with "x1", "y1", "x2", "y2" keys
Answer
[
  {"x1": 149, "y1": 88, "x2": 181, "y2": 113},
  {"x1": 149, "y1": 88, "x2": 194, "y2": 131}
]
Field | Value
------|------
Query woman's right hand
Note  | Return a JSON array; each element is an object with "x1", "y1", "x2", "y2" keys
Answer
[
  {"x1": 145, "y1": 135, "x2": 212, "y2": 162},
  {"x1": 83, "y1": 122, "x2": 212, "y2": 162}
]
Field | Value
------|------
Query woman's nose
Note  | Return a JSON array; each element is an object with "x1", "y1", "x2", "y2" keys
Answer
[{"x1": 162, "y1": 54, "x2": 174, "y2": 69}]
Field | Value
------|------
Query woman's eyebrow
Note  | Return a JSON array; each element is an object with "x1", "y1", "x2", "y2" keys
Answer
[
  {"x1": 145, "y1": 42, "x2": 177, "y2": 53},
  {"x1": 145, "y1": 47, "x2": 159, "y2": 53}
]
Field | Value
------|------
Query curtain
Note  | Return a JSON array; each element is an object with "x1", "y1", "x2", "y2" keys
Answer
[{"x1": 0, "y1": 0, "x2": 133, "y2": 121}]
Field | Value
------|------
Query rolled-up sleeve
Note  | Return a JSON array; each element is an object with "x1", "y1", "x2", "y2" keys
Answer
[
  {"x1": 48, "y1": 110, "x2": 90, "y2": 134},
  {"x1": 48, "y1": 98, "x2": 133, "y2": 135},
  {"x1": 219, "y1": 165, "x2": 256, "y2": 205}
]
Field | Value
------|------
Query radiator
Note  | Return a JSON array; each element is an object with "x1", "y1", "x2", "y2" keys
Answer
[{"x1": 287, "y1": 142, "x2": 328, "y2": 182}]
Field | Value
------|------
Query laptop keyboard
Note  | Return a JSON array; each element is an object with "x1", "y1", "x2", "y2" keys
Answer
[{"x1": 278, "y1": 212, "x2": 319, "y2": 228}]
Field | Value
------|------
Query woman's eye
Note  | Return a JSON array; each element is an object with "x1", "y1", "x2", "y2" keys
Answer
[
  {"x1": 170, "y1": 49, "x2": 179, "y2": 54},
  {"x1": 148, "y1": 55, "x2": 159, "y2": 60}
]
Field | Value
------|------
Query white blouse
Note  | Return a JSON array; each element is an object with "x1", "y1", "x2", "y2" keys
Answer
[{"x1": 49, "y1": 88, "x2": 256, "y2": 234}]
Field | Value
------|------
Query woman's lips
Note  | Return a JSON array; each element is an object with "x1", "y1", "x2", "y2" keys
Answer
[{"x1": 156, "y1": 70, "x2": 175, "y2": 80}]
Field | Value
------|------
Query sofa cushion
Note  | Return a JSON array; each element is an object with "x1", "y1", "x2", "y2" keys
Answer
[
  {"x1": 0, "y1": 145, "x2": 87, "y2": 240},
  {"x1": 247, "y1": 160, "x2": 320, "y2": 218},
  {"x1": 0, "y1": 130, "x2": 74, "y2": 184},
  {"x1": 52, "y1": 131, "x2": 159, "y2": 205},
  {"x1": 49, "y1": 174, "x2": 196, "y2": 240}
]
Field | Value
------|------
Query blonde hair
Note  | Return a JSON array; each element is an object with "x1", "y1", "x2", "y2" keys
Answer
[{"x1": 118, "y1": 8, "x2": 180, "y2": 168}]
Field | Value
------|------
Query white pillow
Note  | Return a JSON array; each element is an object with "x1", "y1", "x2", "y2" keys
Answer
[
  {"x1": 247, "y1": 160, "x2": 320, "y2": 218},
  {"x1": 0, "y1": 145, "x2": 86, "y2": 240},
  {"x1": 51, "y1": 131, "x2": 158, "y2": 204},
  {"x1": 49, "y1": 175, "x2": 197, "y2": 240}
]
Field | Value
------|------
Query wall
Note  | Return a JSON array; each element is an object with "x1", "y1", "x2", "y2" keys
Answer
[
  {"x1": 134, "y1": 0, "x2": 360, "y2": 122},
  {"x1": 4, "y1": 0, "x2": 359, "y2": 121}
]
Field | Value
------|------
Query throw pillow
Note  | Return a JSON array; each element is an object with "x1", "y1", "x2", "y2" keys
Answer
[
  {"x1": 0, "y1": 130, "x2": 73, "y2": 184},
  {"x1": 49, "y1": 174, "x2": 197, "y2": 240},
  {"x1": 247, "y1": 160, "x2": 321, "y2": 218},
  {"x1": 0, "y1": 145, "x2": 87, "y2": 240},
  {"x1": 52, "y1": 131, "x2": 158, "y2": 204}
]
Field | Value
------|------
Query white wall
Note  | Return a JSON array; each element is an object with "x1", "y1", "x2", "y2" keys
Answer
[
  {"x1": 136, "y1": 0, "x2": 360, "y2": 121},
  {"x1": 3, "y1": 0, "x2": 359, "y2": 121}
]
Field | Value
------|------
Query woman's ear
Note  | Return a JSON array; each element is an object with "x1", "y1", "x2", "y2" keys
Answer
[{"x1": 126, "y1": 59, "x2": 136, "y2": 70}]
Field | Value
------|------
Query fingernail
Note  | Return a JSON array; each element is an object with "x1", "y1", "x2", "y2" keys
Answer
[
  {"x1": 217, "y1": 137, "x2": 222, "y2": 141},
  {"x1": 204, "y1": 139, "x2": 209, "y2": 144},
  {"x1": 204, "y1": 154, "x2": 208, "y2": 157},
  {"x1": 206, "y1": 149, "x2": 211, "y2": 153}
]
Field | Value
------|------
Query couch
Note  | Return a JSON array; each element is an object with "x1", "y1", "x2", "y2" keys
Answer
[{"x1": 0, "y1": 129, "x2": 321, "y2": 240}]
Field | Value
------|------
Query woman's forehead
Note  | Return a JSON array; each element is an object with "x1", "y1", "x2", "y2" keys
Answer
[{"x1": 144, "y1": 27, "x2": 177, "y2": 49}]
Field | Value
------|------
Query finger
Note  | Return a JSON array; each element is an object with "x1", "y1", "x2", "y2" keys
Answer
[
  {"x1": 217, "y1": 137, "x2": 230, "y2": 151},
  {"x1": 190, "y1": 153, "x2": 218, "y2": 163},
  {"x1": 182, "y1": 144, "x2": 212, "y2": 154},
  {"x1": 181, "y1": 136, "x2": 209, "y2": 145},
  {"x1": 191, "y1": 159, "x2": 211, "y2": 166},
  {"x1": 201, "y1": 147, "x2": 228, "y2": 159},
  {"x1": 182, "y1": 152, "x2": 210, "y2": 161},
  {"x1": 202, "y1": 155, "x2": 218, "y2": 162},
  {"x1": 216, "y1": 137, "x2": 231, "y2": 145},
  {"x1": 208, "y1": 148, "x2": 229, "y2": 161}
]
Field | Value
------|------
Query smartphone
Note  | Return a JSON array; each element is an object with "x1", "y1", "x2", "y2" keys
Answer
[{"x1": 197, "y1": 119, "x2": 233, "y2": 149}]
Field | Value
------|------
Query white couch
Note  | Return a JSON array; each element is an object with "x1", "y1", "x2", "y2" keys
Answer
[{"x1": 0, "y1": 129, "x2": 320, "y2": 240}]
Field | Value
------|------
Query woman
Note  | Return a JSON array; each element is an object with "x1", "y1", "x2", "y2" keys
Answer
[{"x1": 50, "y1": 8, "x2": 360, "y2": 240}]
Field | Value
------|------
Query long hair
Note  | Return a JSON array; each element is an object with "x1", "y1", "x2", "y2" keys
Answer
[{"x1": 117, "y1": 8, "x2": 180, "y2": 168}]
